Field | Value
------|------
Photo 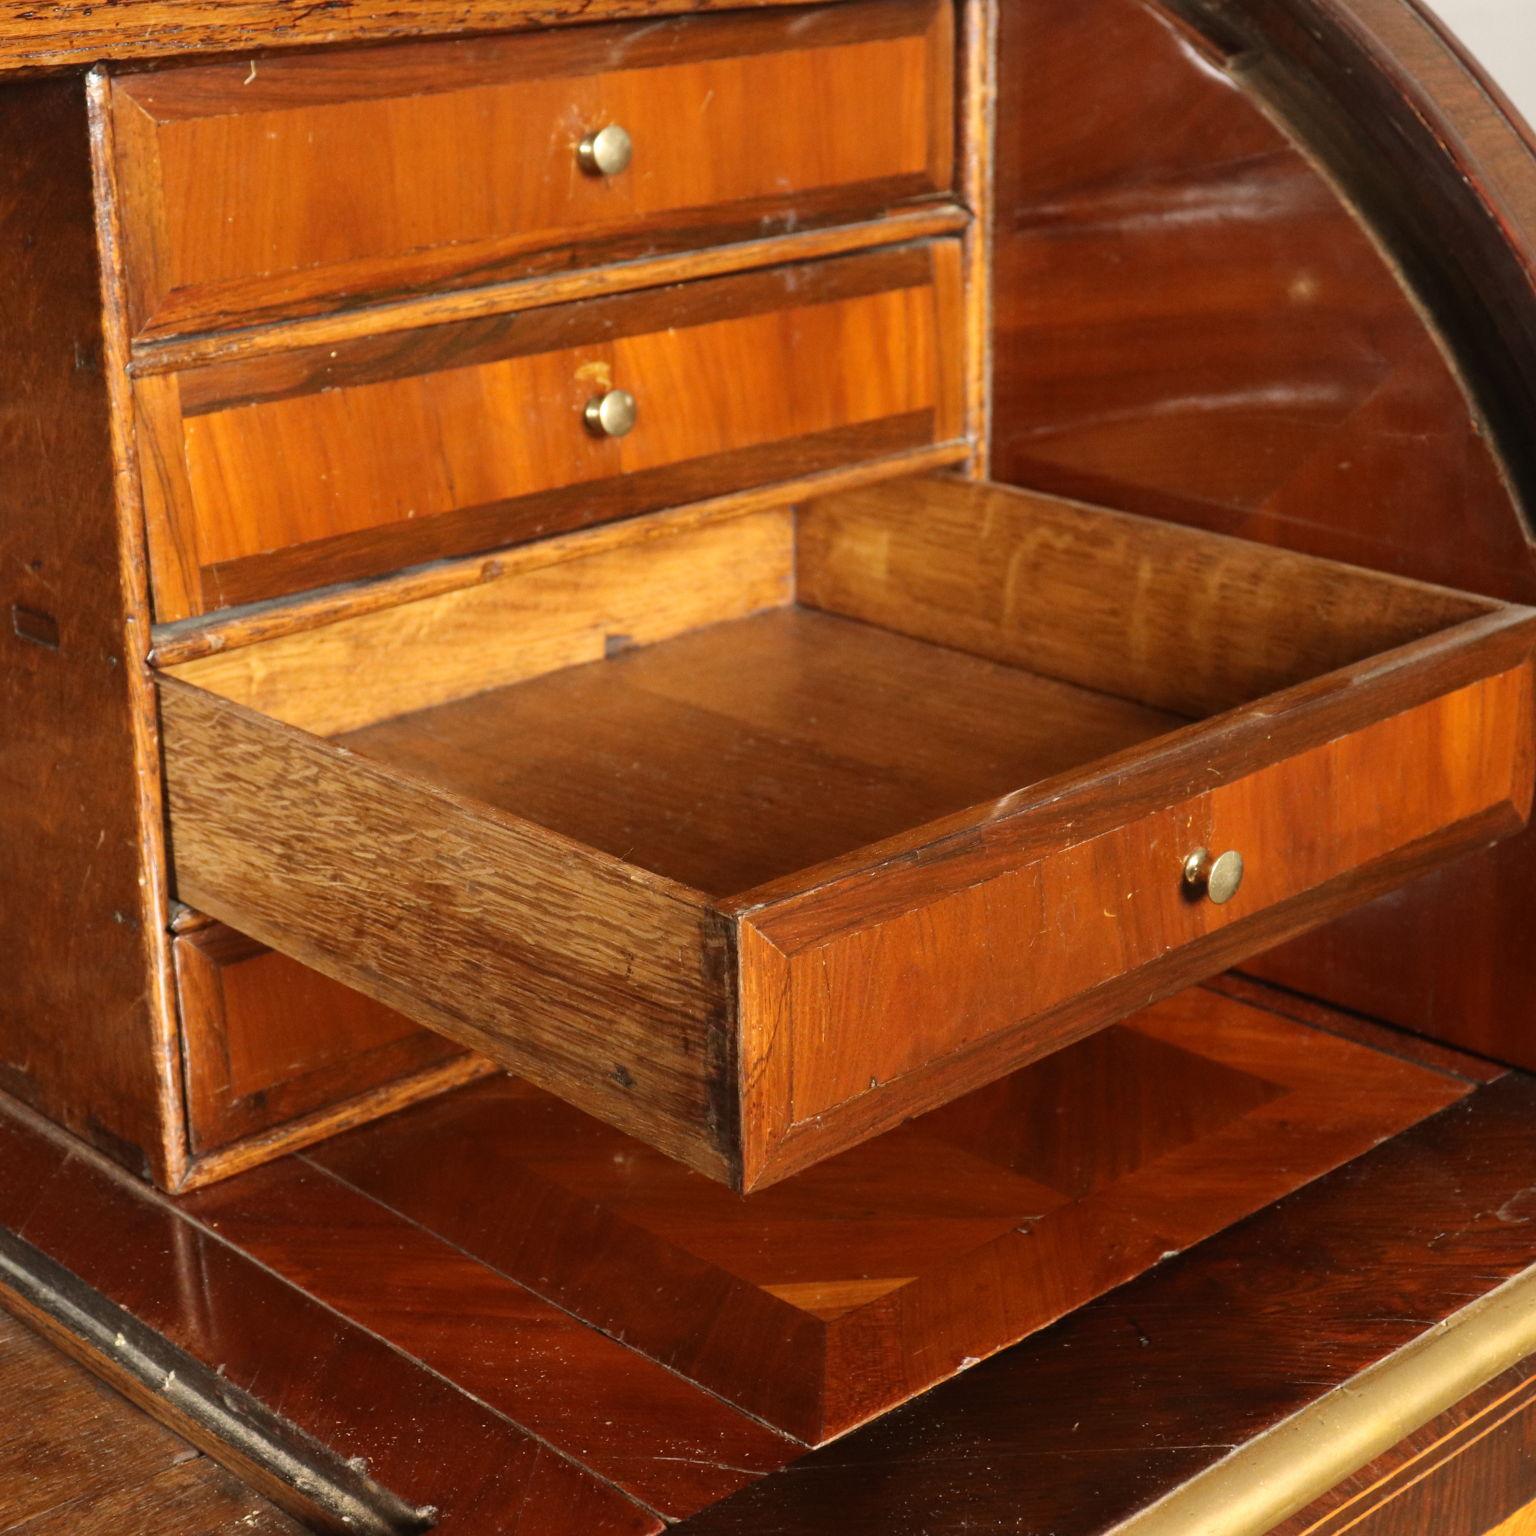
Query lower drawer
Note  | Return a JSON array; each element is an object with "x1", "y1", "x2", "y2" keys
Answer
[
  {"x1": 156, "y1": 476, "x2": 1536, "y2": 1189},
  {"x1": 174, "y1": 917, "x2": 466, "y2": 1152}
]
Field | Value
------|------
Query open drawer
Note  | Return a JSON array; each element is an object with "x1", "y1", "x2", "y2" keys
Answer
[{"x1": 156, "y1": 477, "x2": 1536, "y2": 1190}]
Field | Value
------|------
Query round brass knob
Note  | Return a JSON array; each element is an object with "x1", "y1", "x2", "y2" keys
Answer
[
  {"x1": 1182, "y1": 847, "x2": 1245, "y2": 905},
  {"x1": 577, "y1": 124, "x2": 633, "y2": 177},
  {"x1": 584, "y1": 388, "x2": 637, "y2": 439}
]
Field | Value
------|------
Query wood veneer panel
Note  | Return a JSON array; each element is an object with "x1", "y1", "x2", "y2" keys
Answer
[
  {"x1": 138, "y1": 244, "x2": 962, "y2": 618},
  {"x1": 0, "y1": 1102, "x2": 661, "y2": 1536},
  {"x1": 304, "y1": 986, "x2": 1469, "y2": 1442},
  {"x1": 985, "y1": 0, "x2": 1536, "y2": 1077},
  {"x1": 179, "y1": 1158, "x2": 797, "y2": 1519},
  {"x1": 175, "y1": 923, "x2": 466, "y2": 1153},
  {"x1": 987, "y1": 0, "x2": 1529, "y2": 603},
  {"x1": 0, "y1": 76, "x2": 178, "y2": 1182},
  {"x1": 668, "y1": 1070, "x2": 1536, "y2": 1536},
  {"x1": 158, "y1": 671, "x2": 739, "y2": 1183},
  {"x1": 103, "y1": 0, "x2": 954, "y2": 336},
  {"x1": 336, "y1": 607, "x2": 1184, "y2": 896}
]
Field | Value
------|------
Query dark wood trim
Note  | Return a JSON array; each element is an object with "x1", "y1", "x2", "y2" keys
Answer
[{"x1": 0, "y1": 1227, "x2": 430, "y2": 1536}]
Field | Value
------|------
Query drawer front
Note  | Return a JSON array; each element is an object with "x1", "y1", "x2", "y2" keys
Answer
[
  {"x1": 138, "y1": 242, "x2": 964, "y2": 619},
  {"x1": 175, "y1": 920, "x2": 466, "y2": 1152},
  {"x1": 741, "y1": 658, "x2": 1536, "y2": 1183},
  {"x1": 105, "y1": 0, "x2": 955, "y2": 337}
]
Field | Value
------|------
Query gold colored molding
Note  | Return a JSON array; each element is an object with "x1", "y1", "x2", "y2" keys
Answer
[{"x1": 1108, "y1": 1261, "x2": 1536, "y2": 1536}]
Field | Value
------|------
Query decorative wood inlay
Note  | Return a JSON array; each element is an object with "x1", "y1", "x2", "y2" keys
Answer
[{"x1": 301, "y1": 986, "x2": 1469, "y2": 1442}]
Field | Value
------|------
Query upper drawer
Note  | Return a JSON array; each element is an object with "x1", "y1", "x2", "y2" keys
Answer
[
  {"x1": 137, "y1": 242, "x2": 964, "y2": 621},
  {"x1": 101, "y1": 0, "x2": 956, "y2": 338},
  {"x1": 156, "y1": 477, "x2": 1536, "y2": 1191}
]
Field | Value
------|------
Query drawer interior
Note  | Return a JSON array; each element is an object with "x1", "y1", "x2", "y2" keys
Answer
[
  {"x1": 158, "y1": 475, "x2": 1536, "y2": 1186},
  {"x1": 335, "y1": 607, "x2": 1185, "y2": 899}
]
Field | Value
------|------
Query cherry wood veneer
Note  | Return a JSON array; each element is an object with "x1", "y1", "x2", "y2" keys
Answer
[
  {"x1": 291, "y1": 985, "x2": 1469, "y2": 1443},
  {"x1": 102, "y1": 0, "x2": 954, "y2": 338},
  {"x1": 133, "y1": 243, "x2": 963, "y2": 618},
  {"x1": 987, "y1": 0, "x2": 1536, "y2": 1076},
  {"x1": 0, "y1": 981, "x2": 1495, "y2": 1531},
  {"x1": 173, "y1": 919, "x2": 475, "y2": 1153},
  {"x1": 157, "y1": 476, "x2": 1536, "y2": 1188}
]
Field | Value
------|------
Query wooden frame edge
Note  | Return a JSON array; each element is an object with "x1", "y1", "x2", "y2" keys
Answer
[
  {"x1": 1111, "y1": 1260, "x2": 1536, "y2": 1536},
  {"x1": 85, "y1": 68, "x2": 190, "y2": 1190}
]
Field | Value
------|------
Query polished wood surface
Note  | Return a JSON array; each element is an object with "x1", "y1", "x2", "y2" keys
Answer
[
  {"x1": 157, "y1": 476, "x2": 1536, "y2": 1187},
  {"x1": 986, "y1": 0, "x2": 1536, "y2": 1075},
  {"x1": 0, "y1": 77, "x2": 181, "y2": 1183},
  {"x1": 0, "y1": 1098, "x2": 664, "y2": 1535},
  {"x1": 987, "y1": 0, "x2": 1526, "y2": 601},
  {"x1": 0, "y1": 1309, "x2": 299, "y2": 1536},
  {"x1": 175, "y1": 920, "x2": 466, "y2": 1153},
  {"x1": 2, "y1": 982, "x2": 1532, "y2": 1534},
  {"x1": 104, "y1": 0, "x2": 954, "y2": 336},
  {"x1": 136, "y1": 243, "x2": 963, "y2": 618},
  {"x1": 670, "y1": 1067, "x2": 1536, "y2": 1536},
  {"x1": 0, "y1": 980, "x2": 1500, "y2": 1530},
  {"x1": 292, "y1": 985, "x2": 1467, "y2": 1442}
]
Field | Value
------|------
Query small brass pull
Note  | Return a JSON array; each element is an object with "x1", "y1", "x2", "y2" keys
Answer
[
  {"x1": 1182, "y1": 847, "x2": 1245, "y2": 905},
  {"x1": 578, "y1": 124, "x2": 634, "y2": 177},
  {"x1": 584, "y1": 388, "x2": 638, "y2": 439}
]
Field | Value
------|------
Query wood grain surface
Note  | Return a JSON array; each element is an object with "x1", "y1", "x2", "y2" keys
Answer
[
  {"x1": 1, "y1": 983, "x2": 1528, "y2": 1534},
  {"x1": 136, "y1": 244, "x2": 963, "y2": 618},
  {"x1": 171, "y1": 507, "x2": 795, "y2": 737},
  {"x1": 668, "y1": 1069, "x2": 1536, "y2": 1536},
  {"x1": 0, "y1": 2, "x2": 879, "y2": 77},
  {"x1": 984, "y1": 0, "x2": 1536, "y2": 1077},
  {"x1": 297, "y1": 984, "x2": 1469, "y2": 1442},
  {"x1": 0, "y1": 76, "x2": 181, "y2": 1183},
  {"x1": 103, "y1": 0, "x2": 954, "y2": 336},
  {"x1": 158, "y1": 669, "x2": 741, "y2": 1182},
  {"x1": 0, "y1": 1101, "x2": 666, "y2": 1536},
  {"x1": 174, "y1": 922, "x2": 469, "y2": 1153},
  {"x1": 159, "y1": 477, "x2": 1536, "y2": 1187},
  {"x1": 0, "y1": 1308, "x2": 300, "y2": 1536}
]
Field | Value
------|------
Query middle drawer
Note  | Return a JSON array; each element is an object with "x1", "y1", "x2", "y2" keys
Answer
[{"x1": 137, "y1": 242, "x2": 964, "y2": 620}]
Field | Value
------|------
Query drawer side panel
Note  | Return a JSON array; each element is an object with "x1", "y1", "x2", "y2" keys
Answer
[{"x1": 159, "y1": 677, "x2": 740, "y2": 1182}]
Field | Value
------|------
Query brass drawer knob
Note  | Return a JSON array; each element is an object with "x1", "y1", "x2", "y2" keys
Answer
[
  {"x1": 584, "y1": 388, "x2": 638, "y2": 439},
  {"x1": 578, "y1": 124, "x2": 634, "y2": 178},
  {"x1": 1182, "y1": 847, "x2": 1245, "y2": 905}
]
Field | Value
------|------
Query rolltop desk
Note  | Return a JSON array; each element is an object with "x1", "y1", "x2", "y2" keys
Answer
[{"x1": 5, "y1": 0, "x2": 1536, "y2": 1531}]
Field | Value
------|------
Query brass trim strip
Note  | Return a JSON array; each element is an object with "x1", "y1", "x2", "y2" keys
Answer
[{"x1": 1108, "y1": 1261, "x2": 1536, "y2": 1536}]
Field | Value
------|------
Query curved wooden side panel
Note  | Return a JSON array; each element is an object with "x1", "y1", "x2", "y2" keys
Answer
[{"x1": 989, "y1": 0, "x2": 1536, "y2": 1067}]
